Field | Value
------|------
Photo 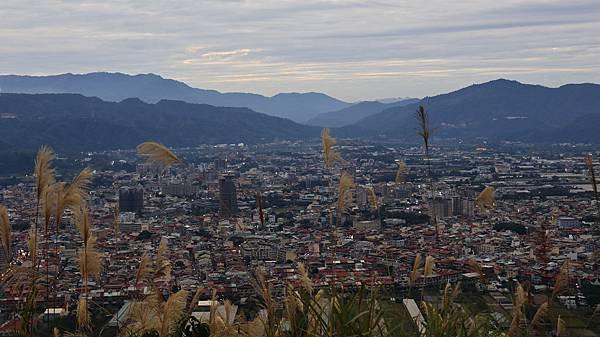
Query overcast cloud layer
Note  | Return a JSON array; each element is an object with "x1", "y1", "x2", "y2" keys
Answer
[{"x1": 1, "y1": 0, "x2": 599, "y2": 101}]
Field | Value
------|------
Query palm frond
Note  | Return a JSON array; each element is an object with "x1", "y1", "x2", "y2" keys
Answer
[
  {"x1": 34, "y1": 145, "x2": 56, "y2": 199},
  {"x1": 321, "y1": 128, "x2": 343, "y2": 169},
  {"x1": 137, "y1": 142, "x2": 181, "y2": 169},
  {"x1": 0, "y1": 205, "x2": 10, "y2": 260}
]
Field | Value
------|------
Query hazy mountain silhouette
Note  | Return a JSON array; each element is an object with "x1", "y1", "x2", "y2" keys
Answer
[
  {"x1": 0, "y1": 72, "x2": 351, "y2": 122},
  {"x1": 0, "y1": 93, "x2": 319, "y2": 152},
  {"x1": 306, "y1": 98, "x2": 419, "y2": 127},
  {"x1": 348, "y1": 79, "x2": 600, "y2": 143}
]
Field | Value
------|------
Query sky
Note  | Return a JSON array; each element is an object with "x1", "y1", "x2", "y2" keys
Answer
[{"x1": 1, "y1": 0, "x2": 599, "y2": 102}]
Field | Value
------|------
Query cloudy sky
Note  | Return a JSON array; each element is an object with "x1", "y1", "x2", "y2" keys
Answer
[{"x1": 1, "y1": 0, "x2": 599, "y2": 101}]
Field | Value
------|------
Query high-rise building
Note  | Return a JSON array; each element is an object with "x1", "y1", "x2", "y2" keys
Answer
[
  {"x1": 219, "y1": 174, "x2": 238, "y2": 218},
  {"x1": 119, "y1": 185, "x2": 144, "y2": 215},
  {"x1": 214, "y1": 159, "x2": 227, "y2": 171},
  {"x1": 431, "y1": 197, "x2": 451, "y2": 219}
]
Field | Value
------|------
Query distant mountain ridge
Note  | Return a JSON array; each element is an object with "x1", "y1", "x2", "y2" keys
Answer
[
  {"x1": 0, "y1": 72, "x2": 351, "y2": 123},
  {"x1": 0, "y1": 93, "x2": 319, "y2": 152},
  {"x1": 2, "y1": 77, "x2": 600, "y2": 149},
  {"x1": 307, "y1": 98, "x2": 419, "y2": 127},
  {"x1": 348, "y1": 79, "x2": 600, "y2": 143}
]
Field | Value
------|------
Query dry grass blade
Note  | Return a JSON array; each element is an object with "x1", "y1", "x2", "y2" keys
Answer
[
  {"x1": 137, "y1": 142, "x2": 181, "y2": 169},
  {"x1": 78, "y1": 236, "x2": 102, "y2": 284},
  {"x1": 77, "y1": 296, "x2": 91, "y2": 330},
  {"x1": 424, "y1": 255, "x2": 435, "y2": 277},
  {"x1": 155, "y1": 237, "x2": 172, "y2": 282},
  {"x1": 256, "y1": 191, "x2": 265, "y2": 228},
  {"x1": 586, "y1": 154, "x2": 598, "y2": 199},
  {"x1": 297, "y1": 262, "x2": 312, "y2": 293},
  {"x1": 35, "y1": 145, "x2": 56, "y2": 199},
  {"x1": 63, "y1": 167, "x2": 93, "y2": 212},
  {"x1": 507, "y1": 309, "x2": 521, "y2": 337},
  {"x1": 135, "y1": 253, "x2": 152, "y2": 287},
  {"x1": 395, "y1": 160, "x2": 408, "y2": 184},
  {"x1": 416, "y1": 106, "x2": 432, "y2": 152},
  {"x1": 73, "y1": 205, "x2": 92, "y2": 242},
  {"x1": 187, "y1": 287, "x2": 203, "y2": 315},
  {"x1": 442, "y1": 283, "x2": 452, "y2": 309},
  {"x1": 466, "y1": 259, "x2": 488, "y2": 284},
  {"x1": 43, "y1": 184, "x2": 58, "y2": 230},
  {"x1": 28, "y1": 228, "x2": 38, "y2": 265},
  {"x1": 113, "y1": 203, "x2": 120, "y2": 237},
  {"x1": 557, "y1": 315, "x2": 567, "y2": 336},
  {"x1": 552, "y1": 261, "x2": 569, "y2": 300},
  {"x1": 367, "y1": 186, "x2": 379, "y2": 211},
  {"x1": 0, "y1": 205, "x2": 10, "y2": 260},
  {"x1": 531, "y1": 302, "x2": 548, "y2": 326},
  {"x1": 450, "y1": 281, "x2": 462, "y2": 303},
  {"x1": 476, "y1": 186, "x2": 496, "y2": 209},
  {"x1": 159, "y1": 290, "x2": 188, "y2": 337},
  {"x1": 513, "y1": 282, "x2": 526, "y2": 315},
  {"x1": 126, "y1": 299, "x2": 158, "y2": 332},
  {"x1": 337, "y1": 172, "x2": 355, "y2": 216},
  {"x1": 409, "y1": 253, "x2": 422, "y2": 286},
  {"x1": 321, "y1": 128, "x2": 342, "y2": 169},
  {"x1": 52, "y1": 183, "x2": 67, "y2": 233}
]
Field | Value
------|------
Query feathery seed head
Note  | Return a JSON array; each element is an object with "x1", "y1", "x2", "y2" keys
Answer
[{"x1": 137, "y1": 142, "x2": 181, "y2": 169}]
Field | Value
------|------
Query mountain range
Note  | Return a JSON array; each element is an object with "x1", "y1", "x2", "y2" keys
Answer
[
  {"x1": 0, "y1": 93, "x2": 319, "y2": 152},
  {"x1": 1, "y1": 73, "x2": 600, "y2": 154},
  {"x1": 307, "y1": 98, "x2": 419, "y2": 127},
  {"x1": 0, "y1": 72, "x2": 351, "y2": 123},
  {"x1": 346, "y1": 79, "x2": 600, "y2": 143}
]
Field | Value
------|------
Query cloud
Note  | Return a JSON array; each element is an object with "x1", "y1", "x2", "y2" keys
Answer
[{"x1": 0, "y1": 0, "x2": 599, "y2": 101}]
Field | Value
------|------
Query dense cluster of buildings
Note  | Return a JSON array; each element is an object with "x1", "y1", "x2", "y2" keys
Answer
[{"x1": 0, "y1": 141, "x2": 599, "y2": 331}]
